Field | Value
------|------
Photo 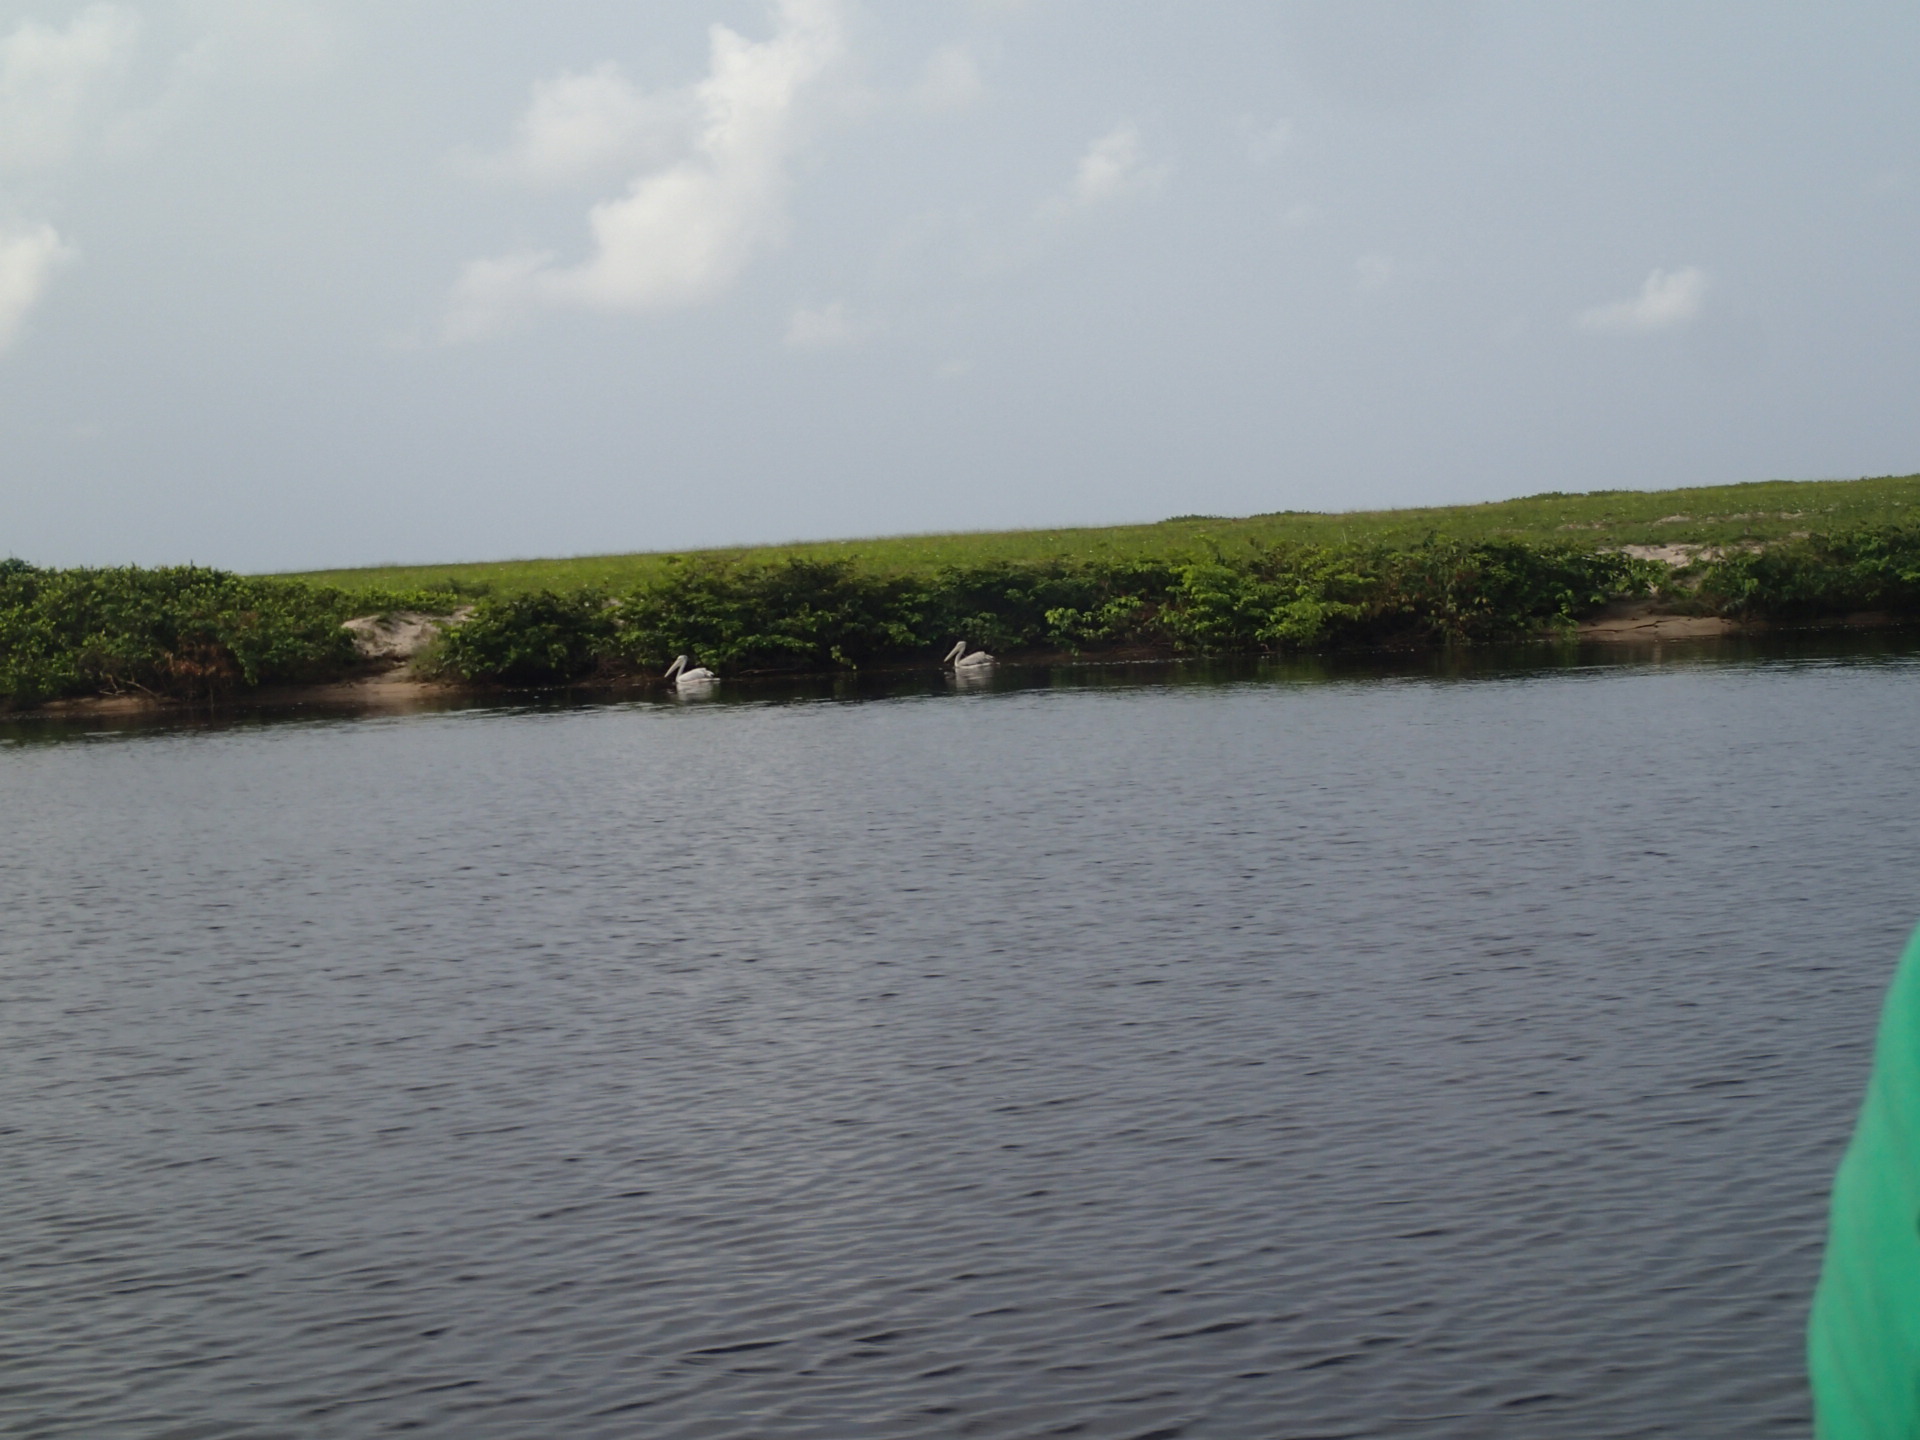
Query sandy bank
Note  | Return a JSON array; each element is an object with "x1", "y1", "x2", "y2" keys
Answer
[
  {"x1": 1574, "y1": 601, "x2": 1902, "y2": 643},
  {"x1": 1575, "y1": 601, "x2": 1742, "y2": 642}
]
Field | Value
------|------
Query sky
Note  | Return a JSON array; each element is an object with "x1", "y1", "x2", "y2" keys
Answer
[{"x1": 3, "y1": 1, "x2": 1918, "y2": 572}]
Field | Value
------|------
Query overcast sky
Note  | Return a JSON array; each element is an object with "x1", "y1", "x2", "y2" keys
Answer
[{"x1": 3, "y1": 1, "x2": 1918, "y2": 571}]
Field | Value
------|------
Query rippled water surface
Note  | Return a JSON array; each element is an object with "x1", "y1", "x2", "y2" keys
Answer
[{"x1": 7, "y1": 648, "x2": 1920, "y2": 1438}]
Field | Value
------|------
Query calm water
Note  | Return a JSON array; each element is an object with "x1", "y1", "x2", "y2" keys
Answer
[{"x1": 5, "y1": 645, "x2": 1918, "y2": 1438}]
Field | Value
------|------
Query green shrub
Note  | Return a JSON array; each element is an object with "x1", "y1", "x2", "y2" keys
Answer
[
  {"x1": 610, "y1": 559, "x2": 919, "y2": 672},
  {"x1": 916, "y1": 558, "x2": 1174, "y2": 655},
  {"x1": 433, "y1": 590, "x2": 615, "y2": 685},
  {"x1": 1161, "y1": 547, "x2": 1371, "y2": 651},
  {"x1": 1696, "y1": 525, "x2": 1920, "y2": 617},
  {"x1": 1380, "y1": 540, "x2": 1657, "y2": 643},
  {"x1": 0, "y1": 563, "x2": 362, "y2": 708}
]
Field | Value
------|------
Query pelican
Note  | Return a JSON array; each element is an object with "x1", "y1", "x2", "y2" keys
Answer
[
  {"x1": 944, "y1": 641, "x2": 995, "y2": 671},
  {"x1": 664, "y1": 654, "x2": 717, "y2": 687}
]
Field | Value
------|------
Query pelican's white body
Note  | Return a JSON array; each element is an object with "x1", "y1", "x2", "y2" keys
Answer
[
  {"x1": 945, "y1": 641, "x2": 995, "y2": 671},
  {"x1": 665, "y1": 655, "x2": 717, "y2": 687}
]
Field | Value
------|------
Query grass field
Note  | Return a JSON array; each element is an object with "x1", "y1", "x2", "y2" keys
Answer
[{"x1": 275, "y1": 473, "x2": 1920, "y2": 596}]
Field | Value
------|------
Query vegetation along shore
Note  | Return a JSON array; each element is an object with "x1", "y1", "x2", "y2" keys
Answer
[{"x1": 7, "y1": 473, "x2": 1920, "y2": 714}]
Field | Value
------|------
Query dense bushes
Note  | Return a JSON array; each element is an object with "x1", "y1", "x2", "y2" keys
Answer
[
  {"x1": 431, "y1": 540, "x2": 1661, "y2": 684},
  {"x1": 1694, "y1": 526, "x2": 1920, "y2": 618},
  {"x1": 17, "y1": 526, "x2": 1920, "y2": 708},
  {"x1": 433, "y1": 589, "x2": 614, "y2": 685},
  {"x1": 0, "y1": 563, "x2": 361, "y2": 707},
  {"x1": 1157, "y1": 540, "x2": 1650, "y2": 651},
  {"x1": 0, "y1": 562, "x2": 462, "y2": 708},
  {"x1": 615, "y1": 558, "x2": 924, "y2": 671}
]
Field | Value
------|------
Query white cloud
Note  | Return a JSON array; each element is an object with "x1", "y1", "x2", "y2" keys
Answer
[
  {"x1": 913, "y1": 44, "x2": 981, "y2": 112},
  {"x1": 0, "y1": 4, "x2": 140, "y2": 175},
  {"x1": 0, "y1": 3, "x2": 338, "y2": 168},
  {"x1": 447, "y1": 0, "x2": 845, "y2": 340},
  {"x1": 441, "y1": 250, "x2": 553, "y2": 344},
  {"x1": 1043, "y1": 123, "x2": 1169, "y2": 220},
  {"x1": 163, "y1": 0, "x2": 335, "y2": 91},
  {"x1": 0, "y1": 222, "x2": 74, "y2": 353},
  {"x1": 464, "y1": 62, "x2": 695, "y2": 189},
  {"x1": 185, "y1": 0, "x2": 328, "y2": 66},
  {"x1": 784, "y1": 299, "x2": 877, "y2": 350},
  {"x1": 1576, "y1": 266, "x2": 1708, "y2": 334},
  {"x1": 0, "y1": 3, "x2": 334, "y2": 357}
]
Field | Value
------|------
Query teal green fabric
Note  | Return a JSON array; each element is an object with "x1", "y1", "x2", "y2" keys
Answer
[{"x1": 1811, "y1": 929, "x2": 1920, "y2": 1438}]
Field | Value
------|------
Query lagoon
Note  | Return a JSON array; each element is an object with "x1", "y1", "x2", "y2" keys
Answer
[{"x1": 5, "y1": 642, "x2": 1917, "y2": 1437}]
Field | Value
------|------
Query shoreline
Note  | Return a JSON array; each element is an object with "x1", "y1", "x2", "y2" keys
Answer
[
  {"x1": 19, "y1": 665, "x2": 468, "y2": 721},
  {"x1": 16, "y1": 496, "x2": 1920, "y2": 718},
  {"x1": 12, "y1": 610, "x2": 1908, "y2": 723}
]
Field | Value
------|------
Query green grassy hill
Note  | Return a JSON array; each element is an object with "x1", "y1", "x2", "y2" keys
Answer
[{"x1": 276, "y1": 473, "x2": 1920, "y2": 596}]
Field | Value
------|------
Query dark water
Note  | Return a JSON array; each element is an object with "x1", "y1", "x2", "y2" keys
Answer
[{"x1": 6, "y1": 645, "x2": 1918, "y2": 1438}]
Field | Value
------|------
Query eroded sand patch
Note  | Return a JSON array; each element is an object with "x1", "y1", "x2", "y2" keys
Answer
[{"x1": 341, "y1": 608, "x2": 472, "y2": 661}]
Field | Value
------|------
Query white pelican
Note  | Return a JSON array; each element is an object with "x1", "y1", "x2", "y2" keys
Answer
[
  {"x1": 944, "y1": 641, "x2": 995, "y2": 671},
  {"x1": 664, "y1": 654, "x2": 717, "y2": 688}
]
